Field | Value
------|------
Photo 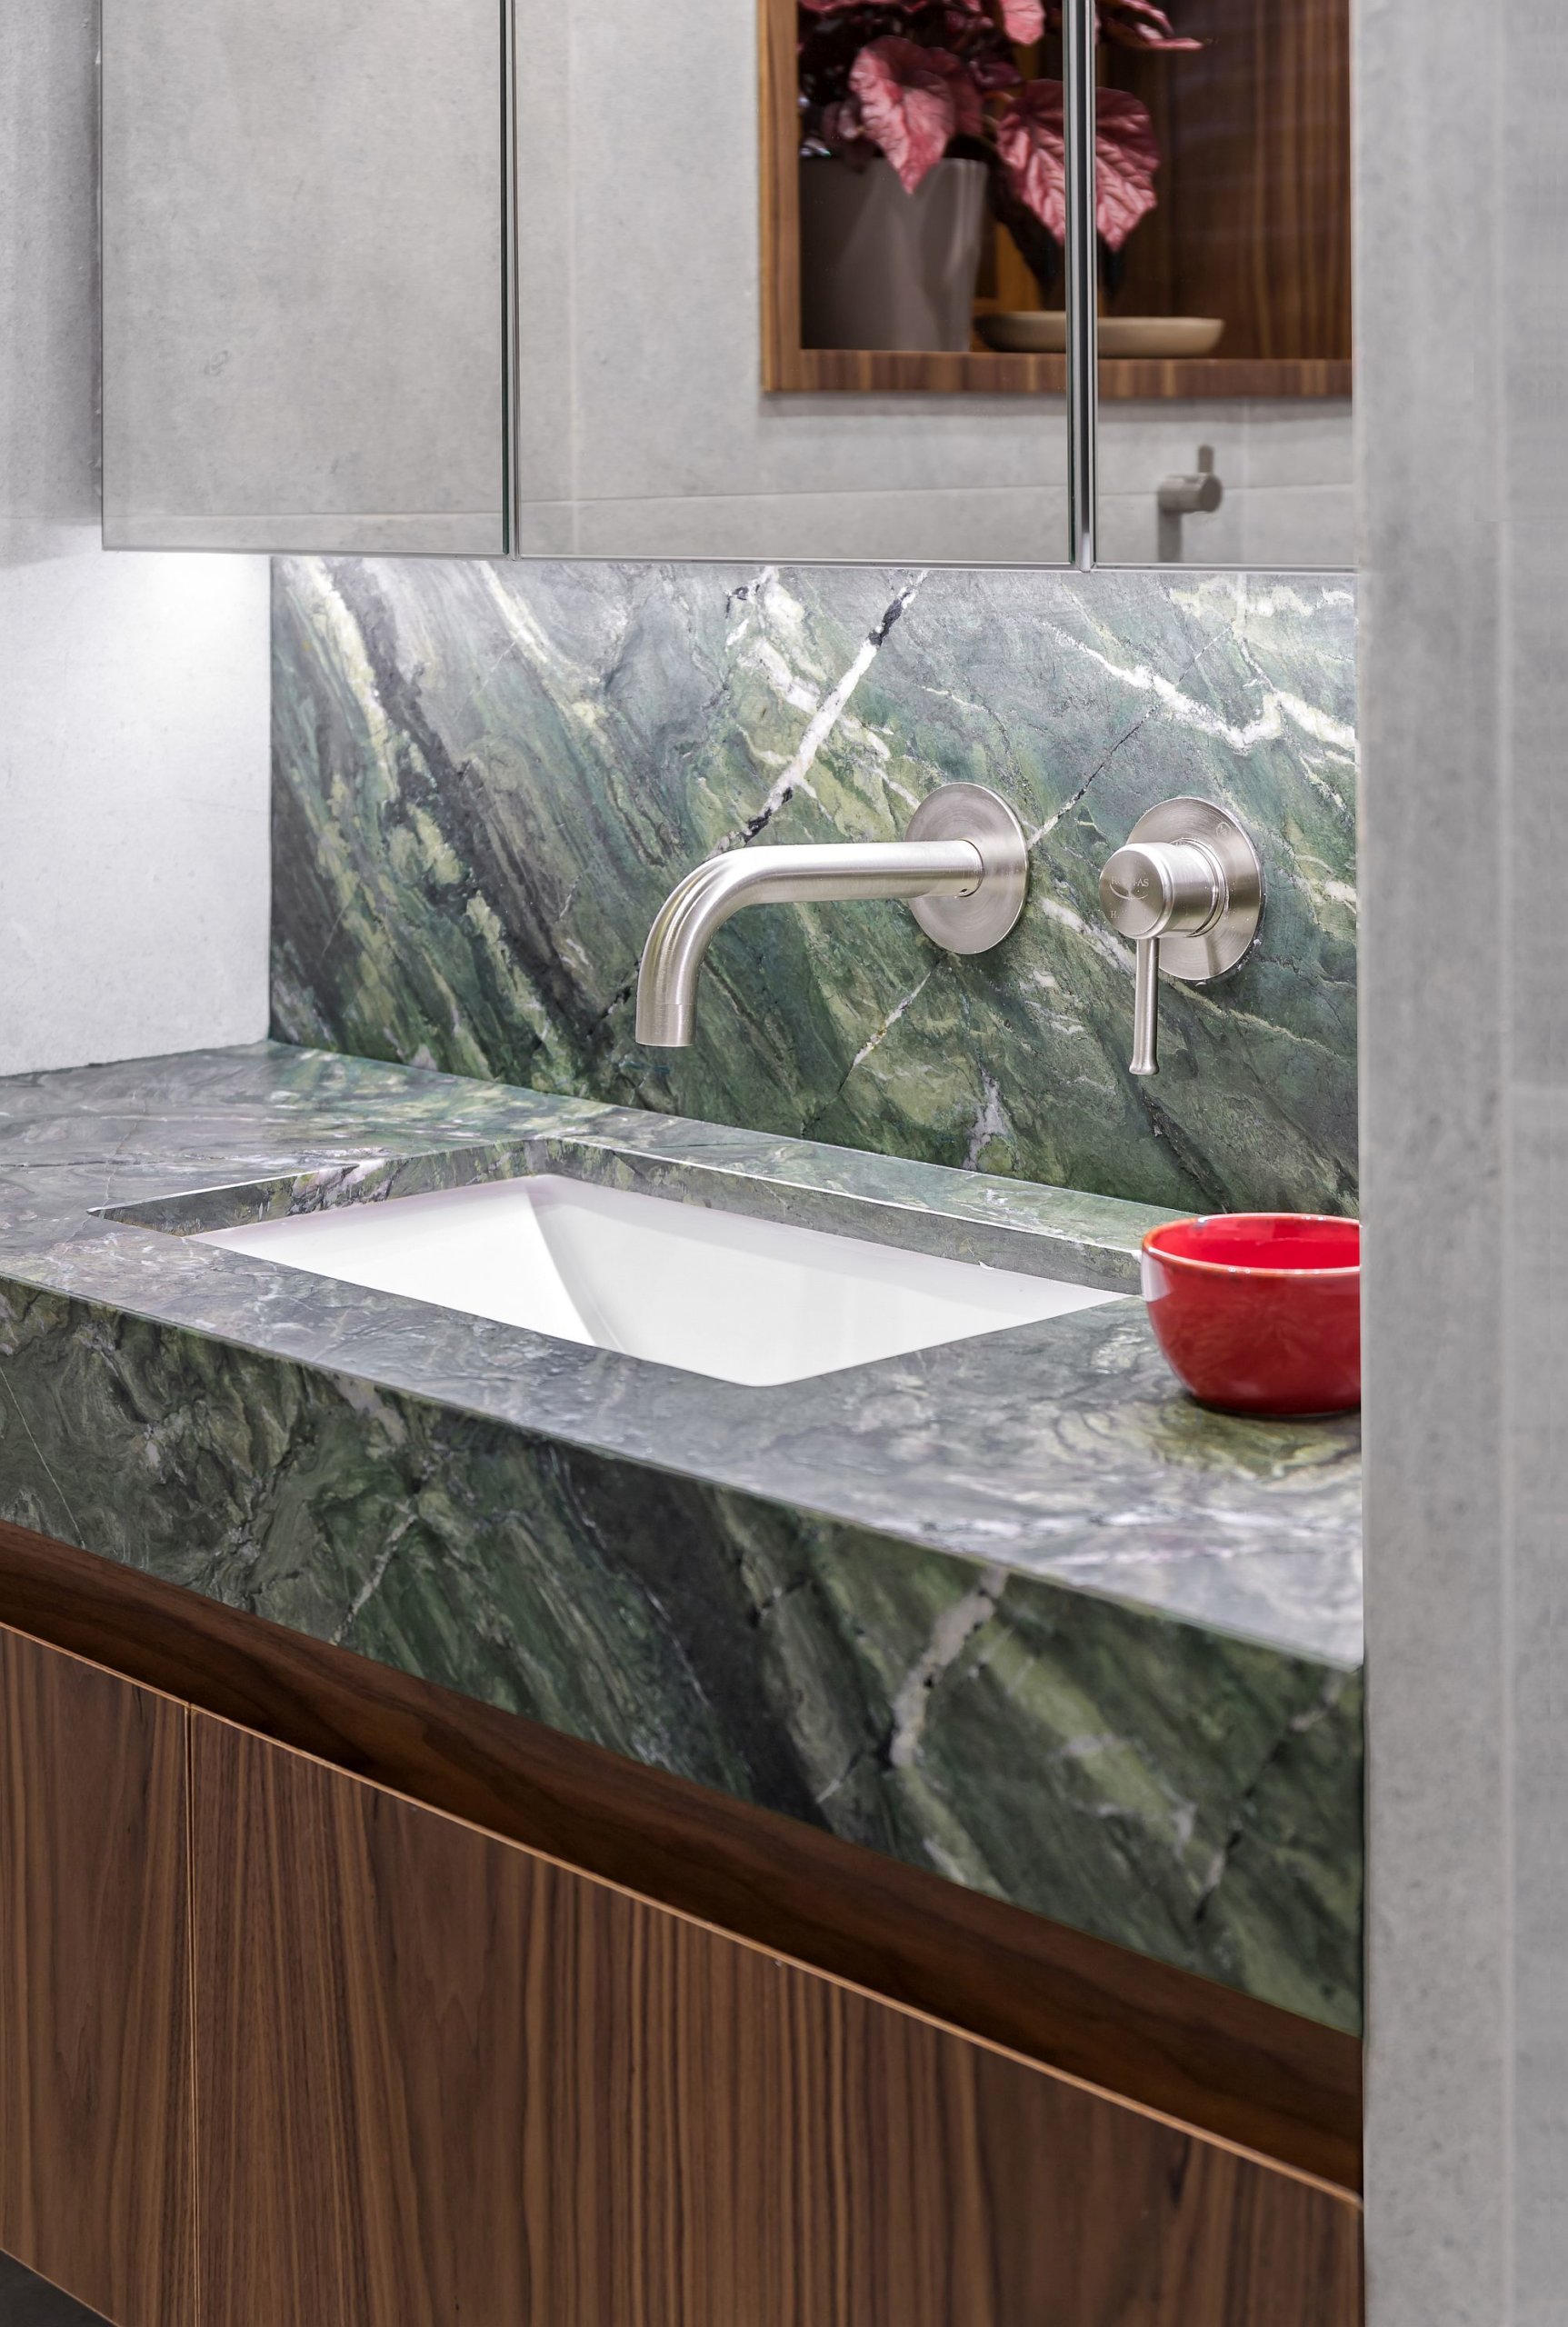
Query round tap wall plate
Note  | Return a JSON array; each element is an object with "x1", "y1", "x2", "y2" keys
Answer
[
  {"x1": 906, "y1": 784, "x2": 1030, "y2": 954},
  {"x1": 1124, "y1": 797, "x2": 1263, "y2": 982}
]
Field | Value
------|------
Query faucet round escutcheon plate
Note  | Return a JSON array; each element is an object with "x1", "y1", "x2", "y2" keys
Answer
[
  {"x1": 1119, "y1": 797, "x2": 1263, "y2": 982},
  {"x1": 906, "y1": 784, "x2": 1030, "y2": 954}
]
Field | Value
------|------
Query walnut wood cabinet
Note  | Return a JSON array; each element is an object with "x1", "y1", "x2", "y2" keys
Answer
[
  {"x1": 0, "y1": 1591, "x2": 1365, "y2": 2327},
  {"x1": 0, "y1": 1628, "x2": 194, "y2": 2327},
  {"x1": 187, "y1": 1712, "x2": 1361, "y2": 2327}
]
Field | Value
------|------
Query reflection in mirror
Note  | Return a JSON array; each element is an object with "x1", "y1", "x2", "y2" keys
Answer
[
  {"x1": 513, "y1": 0, "x2": 1348, "y2": 567},
  {"x1": 1089, "y1": 0, "x2": 1353, "y2": 565},
  {"x1": 100, "y1": 0, "x2": 1350, "y2": 569},
  {"x1": 511, "y1": 0, "x2": 1067, "y2": 562},
  {"x1": 102, "y1": 0, "x2": 506, "y2": 554},
  {"x1": 752, "y1": 0, "x2": 1349, "y2": 569}
]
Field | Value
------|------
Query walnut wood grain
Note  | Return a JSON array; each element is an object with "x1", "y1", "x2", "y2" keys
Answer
[
  {"x1": 0, "y1": 1626, "x2": 194, "y2": 2327},
  {"x1": 0, "y1": 1518, "x2": 1363, "y2": 2194},
  {"x1": 780, "y1": 347, "x2": 1350, "y2": 398},
  {"x1": 759, "y1": 0, "x2": 804, "y2": 392},
  {"x1": 1111, "y1": 0, "x2": 1352, "y2": 364},
  {"x1": 191, "y1": 1711, "x2": 1362, "y2": 2327}
]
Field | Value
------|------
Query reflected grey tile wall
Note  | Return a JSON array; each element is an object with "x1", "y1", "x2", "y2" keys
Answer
[
  {"x1": 273, "y1": 560, "x2": 1357, "y2": 1213},
  {"x1": 1094, "y1": 405, "x2": 1355, "y2": 569}
]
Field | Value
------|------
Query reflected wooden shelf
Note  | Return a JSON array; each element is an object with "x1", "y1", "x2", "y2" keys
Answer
[{"x1": 772, "y1": 349, "x2": 1352, "y2": 399}]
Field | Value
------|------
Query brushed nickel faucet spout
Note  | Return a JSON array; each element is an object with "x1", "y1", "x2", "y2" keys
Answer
[{"x1": 635, "y1": 784, "x2": 1030, "y2": 1049}]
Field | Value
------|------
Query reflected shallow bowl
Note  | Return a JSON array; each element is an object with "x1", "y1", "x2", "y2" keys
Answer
[
  {"x1": 975, "y1": 313, "x2": 1225, "y2": 357},
  {"x1": 1141, "y1": 1213, "x2": 1361, "y2": 1417}
]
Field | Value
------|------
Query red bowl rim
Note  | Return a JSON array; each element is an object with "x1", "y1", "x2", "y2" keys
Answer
[{"x1": 1142, "y1": 1212, "x2": 1361, "y2": 1281}]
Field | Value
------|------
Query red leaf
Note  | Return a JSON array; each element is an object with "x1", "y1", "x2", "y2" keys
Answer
[
  {"x1": 997, "y1": 0, "x2": 1046, "y2": 38},
  {"x1": 818, "y1": 97, "x2": 883, "y2": 167},
  {"x1": 928, "y1": 0, "x2": 1045, "y2": 33},
  {"x1": 935, "y1": 48, "x2": 986, "y2": 135},
  {"x1": 1099, "y1": 0, "x2": 1202, "y2": 50},
  {"x1": 849, "y1": 36, "x2": 984, "y2": 193},
  {"x1": 1092, "y1": 85, "x2": 1161, "y2": 243},
  {"x1": 995, "y1": 78, "x2": 1159, "y2": 250},
  {"x1": 969, "y1": 49, "x2": 1024, "y2": 92},
  {"x1": 1039, "y1": 0, "x2": 1202, "y2": 46},
  {"x1": 995, "y1": 82, "x2": 1067, "y2": 238}
]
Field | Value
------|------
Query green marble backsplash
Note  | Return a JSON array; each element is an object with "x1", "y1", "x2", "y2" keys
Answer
[{"x1": 273, "y1": 561, "x2": 1357, "y2": 1213}]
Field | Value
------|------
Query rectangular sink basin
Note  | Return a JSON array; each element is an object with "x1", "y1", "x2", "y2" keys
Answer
[{"x1": 194, "y1": 1173, "x2": 1122, "y2": 1386}]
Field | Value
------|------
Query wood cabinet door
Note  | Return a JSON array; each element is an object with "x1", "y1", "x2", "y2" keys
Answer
[
  {"x1": 0, "y1": 1625, "x2": 194, "y2": 2327},
  {"x1": 191, "y1": 1708, "x2": 1362, "y2": 2327}
]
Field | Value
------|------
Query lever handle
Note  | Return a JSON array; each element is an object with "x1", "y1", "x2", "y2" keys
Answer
[
  {"x1": 1131, "y1": 937, "x2": 1161, "y2": 1077},
  {"x1": 1099, "y1": 837, "x2": 1223, "y2": 1077},
  {"x1": 1097, "y1": 801, "x2": 1264, "y2": 1079}
]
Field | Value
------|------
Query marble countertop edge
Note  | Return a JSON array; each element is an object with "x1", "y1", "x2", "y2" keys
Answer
[{"x1": 0, "y1": 1043, "x2": 1363, "y2": 1676}]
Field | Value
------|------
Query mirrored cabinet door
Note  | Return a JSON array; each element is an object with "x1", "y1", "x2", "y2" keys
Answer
[
  {"x1": 509, "y1": 0, "x2": 1074, "y2": 563},
  {"x1": 98, "y1": 0, "x2": 1349, "y2": 570},
  {"x1": 1087, "y1": 0, "x2": 1353, "y2": 566},
  {"x1": 101, "y1": 0, "x2": 507, "y2": 554}
]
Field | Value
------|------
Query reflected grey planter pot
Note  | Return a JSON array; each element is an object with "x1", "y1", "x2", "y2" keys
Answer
[{"x1": 799, "y1": 156, "x2": 988, "y2": 353}]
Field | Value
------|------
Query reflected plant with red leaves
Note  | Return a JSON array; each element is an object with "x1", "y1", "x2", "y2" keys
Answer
[{"x1": 798, "y1": 0, "x2": 1198, "y2": 294}]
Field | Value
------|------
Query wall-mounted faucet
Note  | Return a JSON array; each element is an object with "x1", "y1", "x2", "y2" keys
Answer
[
  {"x1": 1097, "y1": 799, "x2": 1263, "y2": 1076},
  {"x1": 636, "y1": 784, "x2": 1028, "y2": 1047}
]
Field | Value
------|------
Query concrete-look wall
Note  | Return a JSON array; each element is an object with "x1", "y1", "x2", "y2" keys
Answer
[
  {"x1": 513, "y1": 0, "x2": 1353, "y2": 569},
  {"x1": 1359, "y1": 0, "x2": 1568, "y2": 2319},
  {"x1": 0, "y1": 0, "x2": 270, "y2": 1075},
  {"x1": 101, "y1": 0, "x2": 504, "y2": 553}
]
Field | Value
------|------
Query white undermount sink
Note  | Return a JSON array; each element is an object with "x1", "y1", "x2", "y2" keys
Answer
[{"x1": 195, "y1": 1173, "x2": 1122, "y2": 1386}]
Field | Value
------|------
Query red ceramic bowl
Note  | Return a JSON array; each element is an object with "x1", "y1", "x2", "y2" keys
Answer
[{"x1": 1141, "y1": 1213, "x2": 1361, "y2": 1417}]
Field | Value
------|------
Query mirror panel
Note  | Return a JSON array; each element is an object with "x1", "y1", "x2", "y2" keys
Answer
[
  {"x1": 102, "y1": 0, "x2": 505, "y2": 554},
  {"x1": 1090, "y1": 0, "x2": 1353, "y2": 564},
  {"x1": 520, "y1": 0, "x2": 1351, "y2": 566},
  {"x1": 509, "y1": 0, "x2": 1068, "y2": 562},
  {"x1": 98, "y1": 0, "x2": 1351, "y2": 569}
]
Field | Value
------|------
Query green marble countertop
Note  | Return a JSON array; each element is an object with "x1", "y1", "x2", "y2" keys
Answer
[{"x1": 0, "y1": 1041, "x2": 1364, "y2": 2031}]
